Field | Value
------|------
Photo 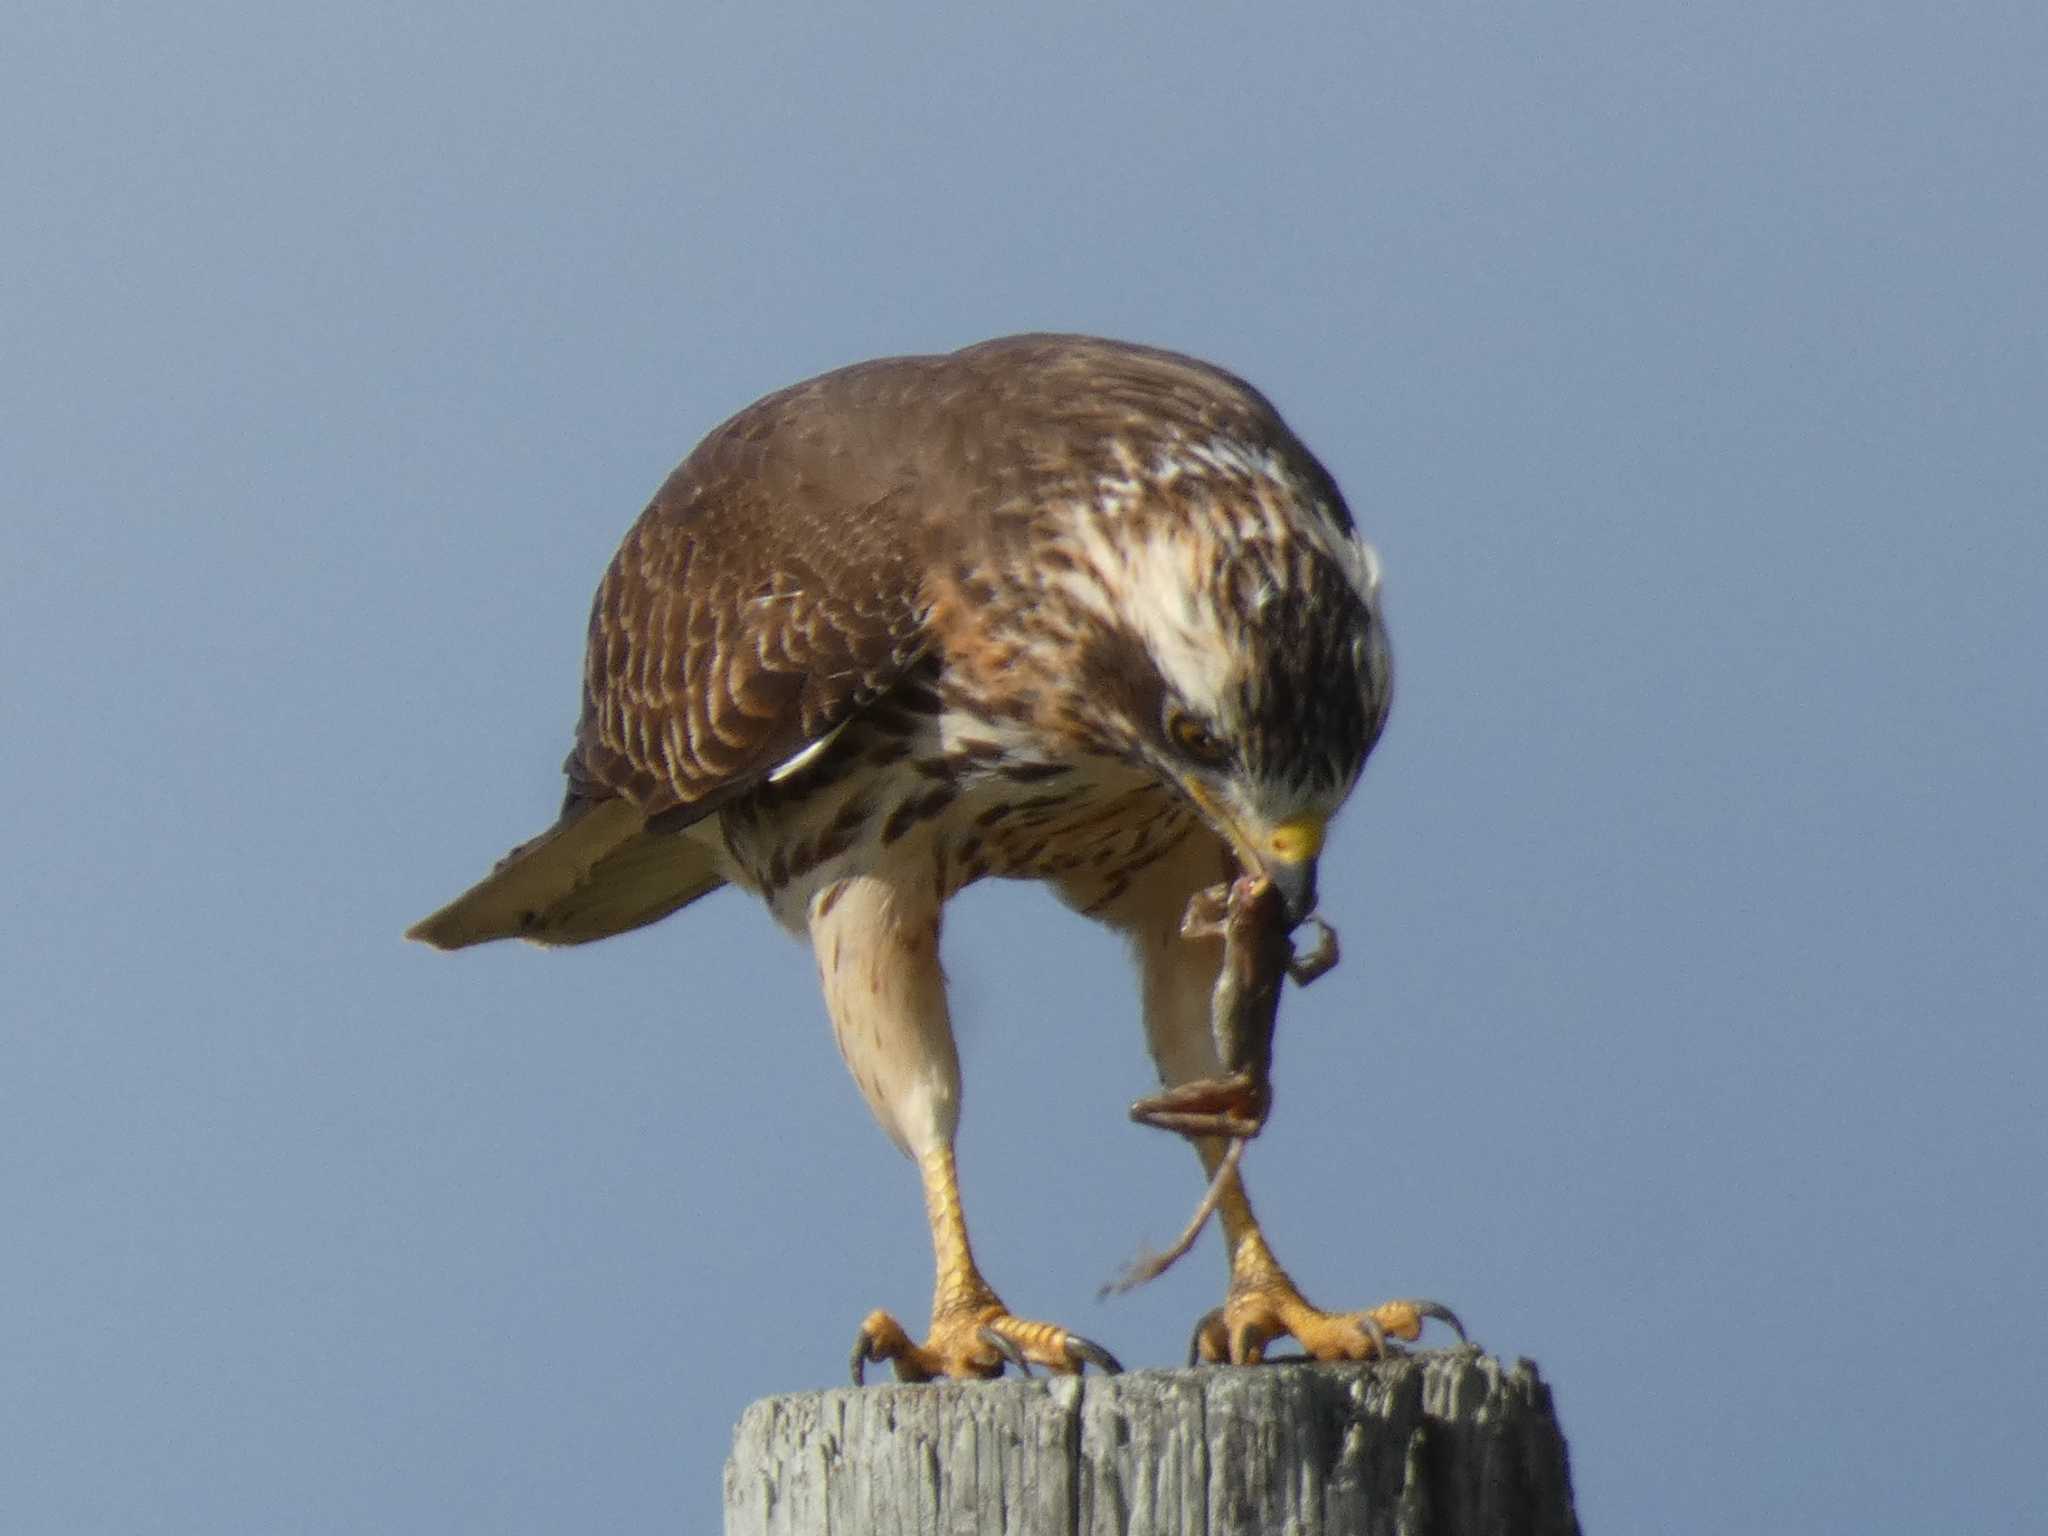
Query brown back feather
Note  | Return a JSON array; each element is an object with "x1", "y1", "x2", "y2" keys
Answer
[{"x1": 566, "y1": 334, "x2": 1334, "y2": 823}]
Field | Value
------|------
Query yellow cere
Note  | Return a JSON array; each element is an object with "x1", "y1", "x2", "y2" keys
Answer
[{"x1": 1265, "y1": 816, "x2": 1326, "y2": 862}]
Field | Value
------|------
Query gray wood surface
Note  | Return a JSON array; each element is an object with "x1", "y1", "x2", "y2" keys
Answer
[{"x1": 724, "y1": 1352, "x2": 1578, "y2": 1535}]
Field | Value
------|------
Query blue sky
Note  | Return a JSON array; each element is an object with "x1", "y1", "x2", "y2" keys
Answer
[{"x1": 4, "y1": 3, "x2": 2043, "y2": 1531}]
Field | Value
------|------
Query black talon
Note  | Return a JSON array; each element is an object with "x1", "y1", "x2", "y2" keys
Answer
[
  {"x1": 850, "y1": 1335, "x2": 872, "y2": 1387},
  {"x1": 1414, "y1": 1299, "x2": 1468, "y2": 1344},
  {"x1": 978, "y1": 1326, "x2": 1034, "y2": 1377},
  {"x1": 1187, "y1": 1307, "x2": 1226, "y2": 1366},
  {"x1": 1358, "y1": 1313, "x2": 1388, "y2": 1358},
  {"x1": 1067, "y1": 1336, "x2": 1123, "y2": 1375}
]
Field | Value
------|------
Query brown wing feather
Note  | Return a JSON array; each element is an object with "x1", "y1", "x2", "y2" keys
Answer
[
  {"x1": 411, "y1": 333, "x2": 1349, "y2": 951},
  {"x1": 404, "y1": 797, "x2": 719, "y2": 949},
  {"x1": 566, "y1": 332, "x2": 1334, "y2": 824},
  {"x1": 567, "y1": 394, "x2": 940, "y2": 822}
]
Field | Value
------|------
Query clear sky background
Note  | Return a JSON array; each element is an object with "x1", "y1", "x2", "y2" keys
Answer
[{"x1": 4, "y1": 3, "x2": 2042, "y2": 1532}]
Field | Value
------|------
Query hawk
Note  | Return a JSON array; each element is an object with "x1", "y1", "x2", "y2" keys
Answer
[{"x1": 410, "y1": 334, "x2": 1452, "y2": 1379}]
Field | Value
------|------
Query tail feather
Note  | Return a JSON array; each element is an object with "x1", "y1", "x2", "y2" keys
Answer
[{"x1": 406, "y1": 797, "x2": 726, "y2": 950}]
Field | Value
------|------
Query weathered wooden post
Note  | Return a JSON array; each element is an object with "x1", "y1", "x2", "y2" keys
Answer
[{"x1": 725, "y1": 1351, "x2": 1579, "y2": 1535}]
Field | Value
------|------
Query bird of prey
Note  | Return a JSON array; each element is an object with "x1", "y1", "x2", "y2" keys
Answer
[{"x1": 409, "y1": 334, "x2": 1451, "y2": 1380}]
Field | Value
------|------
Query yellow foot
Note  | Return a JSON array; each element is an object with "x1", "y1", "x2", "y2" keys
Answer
[
  {"x1": 852, "y1": 1301, "x2": 1123, "y2": 1385},
  {"x1": 1188, "y1": 1271, "x2": 1465, "y2": 1365}
]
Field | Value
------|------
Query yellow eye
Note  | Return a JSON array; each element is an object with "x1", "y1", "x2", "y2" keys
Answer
[{"x1": 1167, "y1": 710, "x2": 1231, "y2": 767}]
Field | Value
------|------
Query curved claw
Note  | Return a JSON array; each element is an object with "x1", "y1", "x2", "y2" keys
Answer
[
  {"x1": 978, "y1": 1325, "x2": 1034, "y2": 1377},
  {"x1": 1356, "y1": 1311, "x2": 1388, "y2": 1358},
  {"x1": 1186, "y1": 1287, "x2": 1471, "y2": 1368},
  {"x1": 1412, "y1": 1298, "x2": 1468, "y2": 1344},
  {"x1": 1065, "y1": 1335, "x2": 1123, "y2": 1375},
  {"x1": 850, "y1": 1310, "x2": 924, "y2": 1386}
]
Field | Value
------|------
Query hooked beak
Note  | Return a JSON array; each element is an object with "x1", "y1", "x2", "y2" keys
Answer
[
  {"x1": 1257, "y1": 816, "x2": 1324, "y2": 925},
  {"x1": 1180, "y1": 780, "x2": 1326, "y2": 925}
]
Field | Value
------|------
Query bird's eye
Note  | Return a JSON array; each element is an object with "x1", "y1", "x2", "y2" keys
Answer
[{"x1": 1166, "y1": 710, "x2": 1231, "y2": 767}]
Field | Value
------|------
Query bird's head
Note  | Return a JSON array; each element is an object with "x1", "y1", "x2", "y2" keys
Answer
[{"x1": 1057, "y1": 475, "x2": 1392, "y2": 926}]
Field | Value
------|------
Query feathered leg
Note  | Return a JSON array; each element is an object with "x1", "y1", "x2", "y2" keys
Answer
[{"x1": 811, "y1": 872, "x2": 1120, "y2": 1383}]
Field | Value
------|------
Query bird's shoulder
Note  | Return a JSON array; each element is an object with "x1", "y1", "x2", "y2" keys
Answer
[{"x1": 564, "y1": 335, "x2": 1338, "y2": 820}]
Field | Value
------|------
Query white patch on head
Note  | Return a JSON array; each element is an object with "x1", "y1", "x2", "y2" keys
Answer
[
  {"x1": 1121, "y1": 532, "x2": 1243, "y2": 723},
  {"x1": 1055, "y1": 507, "x2": 1242, "y2": 725},
  {"x1": 1054, "y1": 430, "x2": 1390, "y2": 750},
  {"x1": 1158, "y1": 435, "x2": 1385, "y2": 609}
]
